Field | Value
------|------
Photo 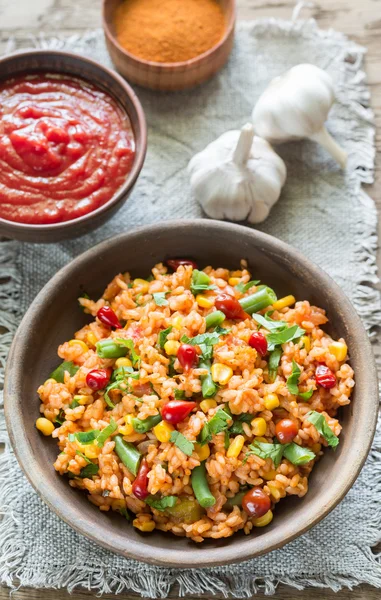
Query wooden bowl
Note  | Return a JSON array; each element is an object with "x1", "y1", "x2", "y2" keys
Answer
[
  {"x1": 4, "y1": 220, "x2": 378, "y2": 566},
  {"x1": 103, "y1": 0, "x2": 236, "y2": 91},
  {"x1": 0, "y1": 50, "x2": 147, "y2": 243}
]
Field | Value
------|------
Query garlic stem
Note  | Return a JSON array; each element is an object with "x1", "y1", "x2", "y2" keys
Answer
[
  {"x1": 233, "y1": 123, "x2": 255, "y2": 165},
  {"x1": 309, "y1": 127, "x2": 347, "y2": 169}
]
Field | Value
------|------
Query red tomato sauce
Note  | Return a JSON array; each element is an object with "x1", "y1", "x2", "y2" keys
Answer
[{"x1": 0, "y1": 74, "x2": 135, "y2": 224}]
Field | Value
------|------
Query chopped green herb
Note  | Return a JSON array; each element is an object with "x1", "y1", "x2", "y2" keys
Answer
[
  {"x1": 229, "y1": 413, "x2": 253, "y2": 435},
  {"x1": 252, "y1": 313, "x2": 288, "y2": 332},
  {"x1": 283, "y1": 443, "x2": 316, "y2": 465},
  {"x1": 170, "y1": 431, "x2": 194, "y2": 456},
  {"x1": 198, "y1": 408, "x2": 231, "y2": 446},
  {"x1": 103, "y1": 380, "x2": 124, "y2": 409},
  {"x1": 287, "y1": 360, "x2": 301, "y2": 395},
  {"x1": 153, "y1": 292, "x2": 169, "y2": 306},
  {"x1": 96, "y1": 418, "x2": 118, "y2": 448},
  {"x1": 76, "y1": 450, "x2": 91, "y2": 463},
  {"x1": 78, "y1": 463, "x2": 99, "y2": 478},
  {"x1": 298, "y1": 388, "x2": 314, "y2": 401},
  {"x1": 174, "y1": 389, "x2": 186, "y2": 399},
  {"x1": 146, "y1": 495, "x2": 178, "y2": 511},
  {"x1": 114, "y1": 338, "x2": 140, "y2": 367},
  {"x1": 146, "y1": 274, "x2": 154, "y2": 282},
  {"x1": 158, "y1": 326, "x2": 173, "y2": 349},
  {"x1": 111, "y1": 365, "x2": 135, "y2": 381},
  {"x1": 69, "y1": 399, "x2": 80, "y2": 409},
  {"x1": 267, "y1": 324, "x2": 306, "y2": 351},
  {"x1": 268, "y1": 348, "x2": 282, "y2": 382},
  {"x1": 168, "y1": 356, "x2": 177, "y2": 377},
  {"x1": 224, "y1": 430, "x2": 230, "y2": 450},
  {"x1": 120, "y1": 507, "x2": 131, "y2": 521},
  {"x1": 214, "y1": 325, "x2": 230, "y2": 336},
  {"x1": 54, "y1": 409, "x2": 65, "y2": 425},
  {"x1": 245, "y1": 440, "x2": 284, "y2": 468},
  {"x1": 235, "y1": 280, "x2": 260, "y2": 294},
  {"x1": 190, "y1": 270, "x2": 216, "y2": 295},
  {"x1": 182, "y1": 331, "x2": 222, "y2": 361},
  {"x1": 306, "y1": 411, "x2": 339, "y2": 448},
  {"x1": 50, "y1": 361, "x2": 79, "y2": 383},
  {"x1": 68, "y1": 430, "x2": 100, "y2": 444},
  {"x1": 78, "y1": 292, "x2": 90, "y2": 312},
  {"x1": 197, "y1": 422, "x2": 211, "y2": 446}
]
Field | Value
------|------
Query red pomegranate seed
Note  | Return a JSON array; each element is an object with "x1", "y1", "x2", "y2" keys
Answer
[
  {"x1": 132, "y1": 458, "x2": 150, "y2": 500},
  {"x1": 215, "y1": 293, "x2": 247, "y2": 320},
  {"x1": 86, "y1": 368, "x2": 111, "y2": 391},
  {"x1": 275, "y1": 419, "x2": 298, "y2": 444},
  {"x1": 242, "y1": 487, "x2": 271, "y2": 518},
  {"x1": 166, "y1": 259, "x2": 198, "y2": 271},
  {"x1": 248, "y1": 331, "x2": 268, "y2": 356},
  {"x1": 162, "y1": 400, "x2": 197, "y2": 424},
  {"x1": 97, "y1": 306, "x2": 122, "y2": 329},
  {"x1": 177, "y1": 344, "x2": 198, "y2": 371},
  {"x1": 315, "y1": 365, "x2": 337, "y2": 389}
]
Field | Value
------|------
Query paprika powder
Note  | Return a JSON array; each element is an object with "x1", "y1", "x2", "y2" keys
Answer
[{"x1": 114, "y1": 0, "x2": 226, "y2": 63}]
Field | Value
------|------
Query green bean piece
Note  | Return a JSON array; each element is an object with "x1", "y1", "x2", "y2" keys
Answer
[
  {"x1": 132, "y1": 414, "x2": 162, "y2": 434},
  {"x1": 239, "y1": 286, "x2": 277, "y2": 315},
  {"x1": 191, "y1": 462, "x2": 216, "y2": 508},
  {"x1": 114, "y1": 435, "x2": 141, "y2": 476},
  {"x1": 205, "y1": 310, "x2": 225, "y2": 330},
  {"x1": 200, "y1": 361, "x2": 218, "y2": 398},
  {"x1": 224, "y1": 490, "x2": 247, "y2": 510},
  {"x1": 96, "y1": 339, "x2": 128, "y2": 359}
]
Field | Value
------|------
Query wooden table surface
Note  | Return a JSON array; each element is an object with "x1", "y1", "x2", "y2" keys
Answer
[{"x1": 0, "y1": 0, "x2": 380, "y2": 599}]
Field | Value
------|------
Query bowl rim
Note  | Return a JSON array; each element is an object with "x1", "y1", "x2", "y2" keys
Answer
[
  {"x1": 102, "y1": 0, "x2": 236, "y2": 70},
  {"x1": 0, "y1": 48, "x2": 147, "y2": 233},
  {"x1": 4, "y1": 219, "x2": 378, "y2": 567}
]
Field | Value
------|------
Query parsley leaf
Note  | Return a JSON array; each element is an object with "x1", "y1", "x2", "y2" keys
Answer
[
  {"x1": 197, "y1": 422, "x2": 211, "y2": 446},
  {"x1": 266, "y1": 324, "x2": 305, "y2": 351},
  {"x1": 235, "y1": 280, "x2": 260, "y2": 294},
  {"x1": 78, "y1": 463, "x2": 99, "y2": 478},
  {"x1": 50, "y1": 361, "x2": 79, "y2": 383},
  {"x1": 96, "y1": 418, "x2": 118, "y2": 447},
  {"x1": 298, "y1": 388, "x2": 314, "y2": 401},
  {"x1": 283, "y1": 443, "x2": 316, "y2": 465},
  {"x1": 54, "y1": 409, "x2": 65, "y2": 425},
  {"x1": 68, "y1": 430, "x2": 100, "y2": 444},
  {"x1": 158, "y1": 326, "x2": 172, "y2": 349},
  {"x1": 306, "y1": 411, "x2": 339, "y2": 448},
  {"x1": 76, "y1": 450, "x2": 91, "y2": 463},
  {"x1": 190, "y1": 270, "x2": 216, "y2": 295},
  {"x1": 268, "y1": 348, "x2": 282, "y2": 382},
  {"x1": 69, "y1": 399, "x2": 80, "y2": 409},
  {"x1": 198, "y1": 408, "x2": 231, "y2": 445},
  {"x1": 214, "y1": 325, "x2": 230, "y2": 336},
  {"x1": 120, "y1": 507, "x2": 131, "y2": 521},
  {"x1": 174, "y1": 389, "x2": 186, "y2": 399},
  {"x1": 287, "y1": 360, "x2": 301, "y2": 395},
  {"x1": 230, "y1": 413, "x2": 253, "y2": 435},
  {"x1": 252, "y1": 313, "x2": 288, "y2": 332},
  {"x1": 153, "y1": 292, "x2": 169, "y2": 306},
  {"x1": 115, "y1": 338, "x2": 140, "y2": 368},
  {"x1": 146, "y1": 495, "x2": 178, "y2": 511},
  {"x1": 224, "y1": 430, "x2": 230, "y2": 450},
  {"x1": 182, "y1": 331, "x2": 222, "y2": 361},
  {"x1": 170, "y1": 431, "x2": 194, "y2": 456},
  {"x1": 245, "y1": 440, "x2": 284, "y2": 468}
]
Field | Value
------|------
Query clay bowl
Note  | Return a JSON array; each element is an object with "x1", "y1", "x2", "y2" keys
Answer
[
  {"x1": 0, "y1": 50, "x2": 147, "y2": 243},
  {"x1": 4, "y1": 220, "x2": 378, "y2": 566},
  {"x1": 103, "y1": 0, "x2": 236, "y2": 91}
]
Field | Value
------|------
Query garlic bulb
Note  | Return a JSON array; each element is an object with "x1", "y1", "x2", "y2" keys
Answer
[
  {"x1": 252, "y1": 64, "x2": 347, "y2": 168},
  {"x1": 188, "y1": 123, "x2": 286, "y2": 224}
]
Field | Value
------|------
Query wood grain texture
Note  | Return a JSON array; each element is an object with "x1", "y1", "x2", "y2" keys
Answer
[{"x1": 0, "y1": 0, "x2": 380, "y2": 598}]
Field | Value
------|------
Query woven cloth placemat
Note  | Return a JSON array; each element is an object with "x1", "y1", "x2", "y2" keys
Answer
[{"x1": 1, "y1": 16, "x2": 381, "y2": 598}]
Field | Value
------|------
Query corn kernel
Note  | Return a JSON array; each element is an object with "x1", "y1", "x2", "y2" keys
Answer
[
  {"x1": 76, "y1": 441, "x2": 101, "y2": 459},
  {"x1": 253, "y1": 509, "x2": 273, "y2": 527},
  {"x1": 196, "y1": 294, "x2": 214, "y2": 309},
  {"x1": 119, "y1": 415, "x2": 134, "y2": 436},
  {"x1": 227, "y1": 435, "x2": 245, "y2": 458},
  {"x1": 73, "y1": 394, "x2": 92, "y2": 405},
  {"x1": 133, "y1": 519, "x2": 155, "y2": 532},
  {"x1": 68, "y1": 339, "x2": 89, "y2": 352},
  {"x1": 272, "y1": 295, "x2": 296, "y2": 311},
  {"x1": 301, "y1": 335, "x2": 311, "y2": 352},
  {"x1": 211, "y1": 363, "x2": 233, "y2": 385},
  {"x1": 153, "y1": 421, "x2": 174, "y2": 443},
  {"x1": 36, "y1": 417, "x2": 55, "y2": 436},
  {"x1": 311, "y1": 442, "x2": 322, "y2": 455},
  {"x1": 228, "y1": 277, "x2": 241, "y2": 286},
  {"x1": 44, "y1": 378, "x2": 57, "y2": 386},
  {"x1": 329, "y1": 341, "x2": 347, "y2": 362},
  {"x1": 86, "y1": 332, "x2": 98, "y2": 348},
  {"x1": 133, "y1": 278, "x2": 150, "y2": 293},
  {"x1": 255, "y1": 436, "x2": 268, "y2": 444},
  {"x1": 115, "y1": 357, "x2": 132, "y2": 368},
  {"x1": 200, "y1": 399, "x2": 217, "y2": 413},
  {"x1": 264, "y1": 393, "x2": 280, "y2": 411},
  {"x1": 172, "y1": 316, "x2": 183, "y2": 329},
  {"x1": 251, "y1": 417, "x2": 267, "y2": 436},
  {"x1": 267, "y1": 483, "x2": 281, "y2": 501},
  {"x1": 262, "y1": 469, "x2": 277, "y2": 481},
  {"x1": 195, "y1": 443, "x2": 210, "y2": 461},
  {"x1": 164, "y1": 340, "x2": 181, "y2": 356},
  {"x1": 111, "y1": 499, "x2": 126, "y2": 511}
]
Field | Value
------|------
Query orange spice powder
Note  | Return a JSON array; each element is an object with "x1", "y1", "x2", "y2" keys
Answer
[{"x1": 114, "y1": 0, "x2": 226, "y2": 63}]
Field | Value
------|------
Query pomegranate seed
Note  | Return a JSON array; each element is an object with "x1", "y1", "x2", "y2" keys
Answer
[
  {"x1": 215, "y1": 293, "x2": 247, "y2": 320},
  {"x1": 166, "y1": 259, "x2": 198, "y2": 271},
  {"x1": 86, "y1": 368, "x2": 111, "y2": 391},
  {"x1": 177, "y1": 344, "x2": 198, "y2": 371},
  {"x1": 248, "y1": 331, "x2": 268, "y2": 355},
  {"x1": 242, "y1": 487, "x2": 271, "y2": 518},
  {"x1": 132, "y1": 458, "x2": 150, "y2": 500},
  {"x1": 97, "y1": 306, "x2": 122, "y2": 329},
  {"x1": 162, "y1": 400, "x2": 197, "y2": 424},
  {"x1": 315, "y1": 365, "x2": 337, "y2": 389},
  {"x1": 275, "y1": 419, "x2": 298, "y2": 444}
]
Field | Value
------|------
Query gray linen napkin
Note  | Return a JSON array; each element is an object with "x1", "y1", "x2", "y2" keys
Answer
[{"x1": 1, "y1": 18, "x2": 381, "y2": 597}]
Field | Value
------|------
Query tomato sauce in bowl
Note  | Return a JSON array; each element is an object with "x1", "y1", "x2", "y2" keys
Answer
[{"x1": 0, "y1": 73, "x2": 135, "y2": 224}]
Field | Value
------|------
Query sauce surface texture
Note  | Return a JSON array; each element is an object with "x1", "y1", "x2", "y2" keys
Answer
[{"x1": 0, "y1": 74, "x2": 135, "y2": 224}]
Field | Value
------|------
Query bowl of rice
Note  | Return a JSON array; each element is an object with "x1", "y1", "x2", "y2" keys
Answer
[{"x1": 4, "y1": 219, "x2": 378, "y2": 567}]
